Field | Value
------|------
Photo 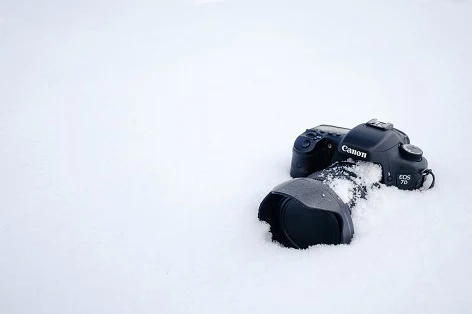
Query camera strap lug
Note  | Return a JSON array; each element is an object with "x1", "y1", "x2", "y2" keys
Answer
[{"x1": 421, "y1": 169, "x2": 435, "y2": 190}]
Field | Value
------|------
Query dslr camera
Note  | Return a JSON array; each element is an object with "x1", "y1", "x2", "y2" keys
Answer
[{"x1": 258, "y1": 119, "x2": 435, "y2": 249}]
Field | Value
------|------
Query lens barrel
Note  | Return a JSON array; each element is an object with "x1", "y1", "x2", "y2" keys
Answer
[{"x1": 258, "y1": 162, "x2": 379, "y2": 249}]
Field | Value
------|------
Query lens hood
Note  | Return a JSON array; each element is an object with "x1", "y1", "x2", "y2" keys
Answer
[{"x1": 258, "y1": 178, "x2": 354, "y2": 249}]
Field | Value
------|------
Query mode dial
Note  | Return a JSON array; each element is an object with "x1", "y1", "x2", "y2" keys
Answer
[{"x1": 400, "y1": 144, "x2": 423, "y2": 161}]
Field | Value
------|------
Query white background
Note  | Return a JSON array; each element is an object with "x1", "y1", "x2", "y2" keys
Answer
[{"x1": 1, "y1": 1, "x2": 472, "y2": 313}]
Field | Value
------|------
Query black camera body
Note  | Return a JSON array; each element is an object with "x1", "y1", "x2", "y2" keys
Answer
[
  {"x1": 291, "y1": 119, "x2": 430, "y2": 190},
  {"x1": 259, "y1": 119, "x2": 435, "y2": 248}
]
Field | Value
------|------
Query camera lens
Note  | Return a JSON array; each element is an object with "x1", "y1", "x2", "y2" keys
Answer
[
  {"x1": 279, "y1": 197, "x2": 342, "y2": 249},
  {"x1": 259, "y1": 162, "x2": 376, "y2": 248}
]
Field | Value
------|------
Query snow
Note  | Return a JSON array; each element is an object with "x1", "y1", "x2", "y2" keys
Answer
[
  {"x1": 1, "y1": 1, "x2": 472, "y2": 313},
  {"x1": 324, "y1": 161, "x2": 382, "y2": 204}
]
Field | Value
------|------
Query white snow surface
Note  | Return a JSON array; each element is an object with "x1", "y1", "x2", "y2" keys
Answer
[{"x1": 1, "y1": 1, "x2": 472, "y2": 313}]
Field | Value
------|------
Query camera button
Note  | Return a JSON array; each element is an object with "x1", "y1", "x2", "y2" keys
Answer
[
  {"x1": 301, "y1": 140, "x2": 311, "y2": 148},
  {"x1": 305, "y1": 132, "x2": 316, "y2": 138},
  {"x1": 400, "y1": 144, "x2": 423, "y2": 161},
  {"x1": 387, "y1": 176, "x2": 393, "y2": 182}
]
